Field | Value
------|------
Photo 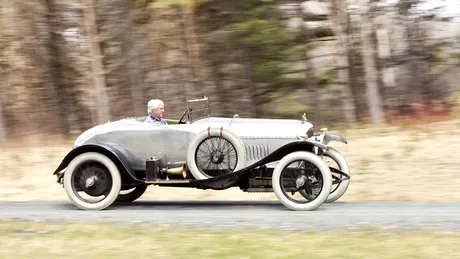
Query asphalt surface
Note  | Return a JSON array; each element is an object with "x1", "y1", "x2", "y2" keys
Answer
[{"x1": 1, "y1": 201, "x2": 459, "y2": 231}]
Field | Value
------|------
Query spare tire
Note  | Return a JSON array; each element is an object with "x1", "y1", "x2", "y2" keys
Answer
[{"x1": 187, "y1": 127, "x2": 246, "y2": 180}]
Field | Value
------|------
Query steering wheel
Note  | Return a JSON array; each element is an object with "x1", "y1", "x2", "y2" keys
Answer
[{"x1": 178, "y1": 109, "x2": 189, "y2": 124}]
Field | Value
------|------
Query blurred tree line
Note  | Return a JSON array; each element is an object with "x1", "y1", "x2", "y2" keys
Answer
[{"x1": 0, "y1": 0, "x2": 458, "y2": 140}]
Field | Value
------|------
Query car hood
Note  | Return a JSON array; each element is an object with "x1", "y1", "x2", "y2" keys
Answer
[{"x1": 194, "y1": 116, "x2": 314, "y2": 139}]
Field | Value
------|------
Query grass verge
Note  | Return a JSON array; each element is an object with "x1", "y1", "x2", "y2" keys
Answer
[{"x1": 0, "y1": 220, "x2": 459, "y2": 258}]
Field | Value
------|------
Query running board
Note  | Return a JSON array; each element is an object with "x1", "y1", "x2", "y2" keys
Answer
[
  {"x1": 145, "y1": 179, "x2": 191, "y2": 184},
  {"x1": 245, "y1": 187, "x2": 273, "y2": 193}
]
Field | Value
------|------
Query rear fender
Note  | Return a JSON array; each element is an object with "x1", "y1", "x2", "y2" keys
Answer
[{"x1": 53, "y1": 144, "x2": 143, "y2": 183}]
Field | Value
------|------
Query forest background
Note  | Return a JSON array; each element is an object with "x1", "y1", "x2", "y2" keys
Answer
[
  {"x1": 0, "y1": 0, "x2": 459, "y2": 142},
  {"x1": 0, "y1": 0, "x2": 459, "y2": 206}
]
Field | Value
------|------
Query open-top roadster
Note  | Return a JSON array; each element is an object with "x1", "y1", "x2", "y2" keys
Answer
[{"x1": 53, "y1": 97, "x2": 350, "y2": 211}]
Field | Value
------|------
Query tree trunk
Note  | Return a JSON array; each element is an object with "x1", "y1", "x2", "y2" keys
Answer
[
  {"x1": 83, "y1": 0, "x2": 111, "y2": 124},
  {"x1": 0, "y1": 3, "x2": 6, "y2": 141},
  {"x1": 2, "y1": 1, "x2": 64, "y2": 136},
  {"x1": 46, "y1": 0, "x2": 70, "y2": 136},
  {"x1": 1, "y1": 1, "x2": 32, "y2": 135},
  {"x1": 178, "y1": 4, "x2": 199, "y2": 97},
  {"x1": 176, "y1": 5, "x2": 193, "y2": 99},
  {"x1": 242, "y1": 47, "x2": 258, "y2": 117},
  {"x1": 238, "y1": 7, "x2": 258, "y2": 118},
  {"x1": 330, "y1": 0, "x2": 358, "y2": 124},
  {"x1": 297, "y1": 0, "x2": 322, "y2": 125},
  {"x1": 376, "y1": 26, "x2": 397, "y2": 112},
  {"x1": 359, "y1": 2, "x2": 385, "y2": 124},
  {"x1": 211, "y1": 58, "x2": 227, "y2": 116},
  {"x1": 185, "y1": 5, "x2": 202, "y2": 94},
  {"x1": 0, "y1": 90, "x2": 5, "y2": 142},
  {"x1": 126, "y1": 5, "x2": 143, "y2": 116}
]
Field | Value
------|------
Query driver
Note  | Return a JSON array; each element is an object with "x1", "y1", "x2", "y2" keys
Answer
[{"x1": 145, "y1": 99, "x2": 168, "y2": 125}]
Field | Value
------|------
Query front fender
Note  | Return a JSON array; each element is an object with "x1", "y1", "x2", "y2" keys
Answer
[
  {"x1": 53, "y1": 144, "x2": 143, "y2": 183},
  {"x1": 324, "y1": 133, "x2": 347, "y2": 145},
  {"x1": 191, "y1": 140, "x2": 328, "y2": 190}
]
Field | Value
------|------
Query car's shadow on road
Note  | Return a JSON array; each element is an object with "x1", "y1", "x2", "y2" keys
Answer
[
  {"x1": 60, "y1": 199, "x2": 331, "y2": 211},
  {"x1": 110, "y1": 200, "x2": 285, "y2": 210},
  {"x1": 120, "y1": 200, "x2": 334, "y2": 212}
]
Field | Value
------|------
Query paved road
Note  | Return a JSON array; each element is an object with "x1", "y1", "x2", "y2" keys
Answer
[{"x1": 1, "y1": 201, "x2": 459, "y2": 231}]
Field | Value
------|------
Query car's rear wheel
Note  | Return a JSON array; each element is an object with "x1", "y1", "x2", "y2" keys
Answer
[
  {"x1": 187, "y1": 128, "x2": 246, "y2": 180},
  {"x1": 116, "y1": 185, "x2": 148, "y2": 202},
  {"x1": 63, "y1": 152, "x2": 121, "y2": 210},
  {"x1": 272, "y1": 151, "x2": 332, "y2": 211}
]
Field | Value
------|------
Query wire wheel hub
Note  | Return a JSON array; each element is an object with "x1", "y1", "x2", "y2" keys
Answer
[
  {"x1": 76, "y1": 164, "x2": 112, "y2": 197},
  {"x1": 210, "y1": 150, "x2": 225, "y2": 164},
  {"x1": 295, "y1": 175, "x2": 308, "y2": 188}
]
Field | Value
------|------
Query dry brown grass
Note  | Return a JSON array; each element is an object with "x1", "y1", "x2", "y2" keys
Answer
[
  {"x1": 1, "y1": 221, "x2": 460, "y2": 259},
  {"x1": 1, "y1": 119, "x2": 460, "y2": 202}
]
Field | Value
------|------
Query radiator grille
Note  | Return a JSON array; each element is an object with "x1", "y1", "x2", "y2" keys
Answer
[{"x1": 245, "y1": 145, "x2": 270, "y2": 160}]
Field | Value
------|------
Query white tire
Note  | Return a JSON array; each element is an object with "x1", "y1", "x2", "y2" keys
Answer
[
  {"x1": 272, "y1": 151, "x2": 332, "y2": 211},
  {"x1": 323, "y1": 148, "x2": 350, "y2": 203},
  {"x1": 63, "y1": 152, "x2": 121, "y2": 211},
  {"x1": 187, "y1": 127, "x2": 246, "y2": 180}
]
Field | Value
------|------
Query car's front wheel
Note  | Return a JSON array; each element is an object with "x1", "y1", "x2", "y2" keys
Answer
[
  {"x1": 63, "y1": 152, "x2": 121, "y2": 210},
  {"x1": 299, "y1": 148, "x2": 350, "y2": 203},
  {"x1": 323, "y1": 148, "x2": 350, "y2": 203},
  {"x1": 272, "y1": 151, "x2": 332, "y2": 211}
]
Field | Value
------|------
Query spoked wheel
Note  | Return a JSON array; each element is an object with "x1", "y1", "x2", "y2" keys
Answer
[
  {"x1": 297, "y1": 161, "x2": 324, "y2": 202},
  {"x1": 63, "y1": 152, "x2": 121, "y2": 210},
  {"x1": 194, "y1": 136, "x2": 238, "y2": 177},
  {"x1": 116, "y1": 185, "x2": 148, "y2": 202},
  {"x1": 187, "y1": 128, "x2": 246, "y2": 180},
  {"x1": 298, "y1": 148, "x2": 350, "y2": 203},
  {"x1": 272, "y1": 151, "x2": 332, "y2": 211},
  {"x1": 322, "y1": 148, "x2": 350, "y2": 203}
]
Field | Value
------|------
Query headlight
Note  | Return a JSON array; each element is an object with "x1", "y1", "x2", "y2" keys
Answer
[{"x1": 306, "y1": 128, "x2": 313, "y2": 138}]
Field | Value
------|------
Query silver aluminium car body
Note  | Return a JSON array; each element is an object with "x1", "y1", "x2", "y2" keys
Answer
[
  {"x1": 54, "y1": 97, "x2": 350, "y2": 211},
  {"x1": 73, "y1": 116, "x2": 318, "y2": 170}
]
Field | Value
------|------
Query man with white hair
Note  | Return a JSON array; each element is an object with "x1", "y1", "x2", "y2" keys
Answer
[{"x1": 145, "y1": 99, "x2": 168, "y2": 125}]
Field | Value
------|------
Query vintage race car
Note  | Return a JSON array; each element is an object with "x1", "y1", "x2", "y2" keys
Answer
[{"x1": 53, "y1": 97, "x2": 350, "y2": 211}]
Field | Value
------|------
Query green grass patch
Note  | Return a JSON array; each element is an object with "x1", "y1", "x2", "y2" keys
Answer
[{"x1": 0, "y1": 221, "x2": 459, "y2": 258}]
